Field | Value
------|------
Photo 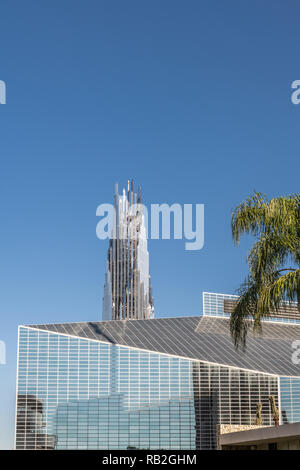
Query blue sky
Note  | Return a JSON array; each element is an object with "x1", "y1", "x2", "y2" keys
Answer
[{"x1": 0, "y1": 0, "x2": 300, "y2": 449}]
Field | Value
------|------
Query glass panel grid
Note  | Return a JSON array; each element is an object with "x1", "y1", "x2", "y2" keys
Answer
[
  {"x1": 203, "y1": 292, "x2": 300, "y2": 325},
  {"x1": 16, "y1": 326, "x2": 278, "y2": 450},
  {"x1": 280, "y1": 377, "x2": 300, "y2": 424}
]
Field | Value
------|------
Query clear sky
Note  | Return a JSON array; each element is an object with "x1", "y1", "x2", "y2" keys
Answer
[{"x1": 0, "y1": 0, "x2": 300, "y2": 449}]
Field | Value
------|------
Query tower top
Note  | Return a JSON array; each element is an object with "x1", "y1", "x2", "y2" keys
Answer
[{"x1": 102, "y1": 182, "x2": 154, "y2": 321}]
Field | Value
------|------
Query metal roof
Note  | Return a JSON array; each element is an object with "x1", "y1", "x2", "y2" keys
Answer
[{"x1": 26, "y1": 316, "x2": 300, "y2": 377}]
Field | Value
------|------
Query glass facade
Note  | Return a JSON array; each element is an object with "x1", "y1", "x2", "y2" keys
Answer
[
  {"x1": 203, "y1": 292, "x2": 238, "y2": 318},
  {"x1": 203, "y1": 292, "x2": 300, "y2": 325},
  {"x1": 280, "y1": 377, "x2": 300, "y2": 424},
  {"x1": 15, "y1": 326, "x2": 280, "y2": 450}
]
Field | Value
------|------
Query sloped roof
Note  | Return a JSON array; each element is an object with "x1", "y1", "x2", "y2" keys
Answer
[{"x1": 27, "y1": 316, "x2": 300, "y2": 377}]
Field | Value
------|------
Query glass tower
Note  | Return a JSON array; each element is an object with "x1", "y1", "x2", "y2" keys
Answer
[{"x1": 102, "y1": 181, "x2": 154, "y2": 321}]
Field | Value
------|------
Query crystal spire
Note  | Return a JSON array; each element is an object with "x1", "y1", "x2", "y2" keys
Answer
[{"x1": 102, "y1": 181, "x2": 154, "y2": 320}]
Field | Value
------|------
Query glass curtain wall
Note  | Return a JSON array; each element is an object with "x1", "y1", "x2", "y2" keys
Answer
[{"x1": 16, "y1": 327, "x2": 278, "y2": 450}]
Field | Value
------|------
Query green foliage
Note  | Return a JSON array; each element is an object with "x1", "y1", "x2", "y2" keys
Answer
[{"x1": 230, "y1": 192, "x2": 300, "y2": 349}]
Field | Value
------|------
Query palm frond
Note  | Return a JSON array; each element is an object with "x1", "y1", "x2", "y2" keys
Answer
[
  {"x1": 257, "y1": 270, "x2": 300, "y2": 314},
  {"x1": 230, "y1": 191, "x2": 300, "y2": 349}
]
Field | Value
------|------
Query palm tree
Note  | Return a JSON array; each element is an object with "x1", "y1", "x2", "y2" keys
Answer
[{"x1": 230, "y1": 192, "x2": 300, "y2": 349}]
